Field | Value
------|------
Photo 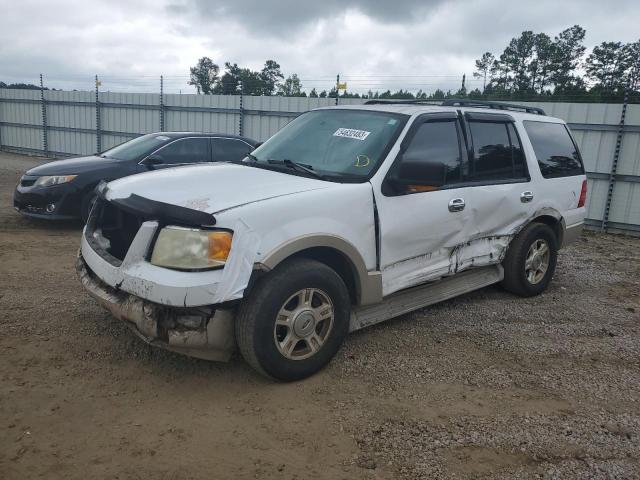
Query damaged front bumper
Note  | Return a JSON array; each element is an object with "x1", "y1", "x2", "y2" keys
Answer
[{"x1": 77, "y1": 253, "x2": 236, "y2": 361}]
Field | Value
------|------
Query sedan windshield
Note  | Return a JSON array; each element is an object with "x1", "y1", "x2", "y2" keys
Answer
[
  {"x1": 249, "y1": 109, "x2": 408, "y2": 180},
  {"x1": 101, "y1": 134, "x2": 171, "y2": 161}
]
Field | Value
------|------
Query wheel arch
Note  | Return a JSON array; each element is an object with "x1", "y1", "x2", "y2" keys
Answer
[
  {"x1": 526, "y1": 207, "x2": 565, "y2": 248},
  {"x1": 257, "y1": 235, "x2": 382, "y2": 306}
]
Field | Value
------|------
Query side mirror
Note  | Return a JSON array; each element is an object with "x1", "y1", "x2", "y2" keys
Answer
[
  {"x1": 141, "y1": 154, "x2": 163, "y2": 168},
  {"x1": 389, "y1": 155, "x2": 446, "y2": 188}
]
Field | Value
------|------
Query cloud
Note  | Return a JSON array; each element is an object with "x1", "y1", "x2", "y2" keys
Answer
[{"x1": 0, "y1": 0, "x2": 638, "y2": 94}]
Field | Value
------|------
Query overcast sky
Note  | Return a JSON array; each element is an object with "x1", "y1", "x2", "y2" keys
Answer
[{"x1": 1, "y1": 0, "x2": 639, "y2": 94}]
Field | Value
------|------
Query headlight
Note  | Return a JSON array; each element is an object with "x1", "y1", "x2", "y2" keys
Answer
[
  {"x1": 34, "y1": 175, "x2": 77, "y2": 187},
  {"x1": 150, "y1": 226, "x2": 232, "y2": 270}
]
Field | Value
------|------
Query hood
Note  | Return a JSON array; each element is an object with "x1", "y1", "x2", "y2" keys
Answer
[
  {"x1": 26, "y1": 155, "x2": 125, "y2": 175},
  {"x1": 105, "y1": 163, "x2": 332, "y2": 214}
]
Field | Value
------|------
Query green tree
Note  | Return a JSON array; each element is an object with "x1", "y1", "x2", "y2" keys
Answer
[
  {"x1": 278, "y1": 74, "x2": 304, "y2": 96},
  {"x1": 309, "y1": 88, "x2": 318, "y2": 97},
  {"x1": 585, "y1": 42, "x2": 629, "y2": 93},
  {"x1": 530, "y1": 33, "x2": 554, "y2": 93},
  {"x1": 550, "y1": 25, "x2": 586, "y2": 93},
  {"x1": 473, "y1": 52, "x2": 495, "y2": 92},
  {"x1": 259, "y1": 60, "x2": 284, "y2": 95},
  {"x1": 626, "y1": 40, "x2": 640, "y2": 92},
  {"x1": 188, "y1": 57, "x2": 219, "y2": 94},
  {"x1": 502, "y1": 31, "x2": 536, "y2": 94}
]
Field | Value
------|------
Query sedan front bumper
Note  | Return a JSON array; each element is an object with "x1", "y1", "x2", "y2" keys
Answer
[{"x1": 77, "y1": 252, "x2": 236, "y2": 361}]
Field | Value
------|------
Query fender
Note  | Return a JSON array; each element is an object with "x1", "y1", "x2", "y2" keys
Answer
[{"x1": 258, "y1": 234, "x2": 383, "y2": 306}]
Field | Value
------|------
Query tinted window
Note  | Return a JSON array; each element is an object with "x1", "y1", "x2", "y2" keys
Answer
[
  {"x1": 102, "y1": 134, "x2": 170, "y2": 161},
  {"x1": 155, "y1": 138, "x2": 209, "y2": 164},
  {"x1": 523, "y1": 121, "x2": 584, "y2": 178},
  {"x1": 212, "y1": 138, "x2": 253, "y2": 162},
  {"x1": 467, "y1": 122, "x2": 526, "y2": 181},
  {"x1": 395, "y1": 120, "x2": 462, "y2": 189}
]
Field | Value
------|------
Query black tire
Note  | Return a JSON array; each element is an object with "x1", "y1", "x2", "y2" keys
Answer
[
  {"x1": 235, "y1": 258, "x2": 351, "y2": 381},
  {"x1": 501, "y1": 222, "x2": 558, "y2": 297},
  {"x1": 80, "y1": 191, "x2": 97, "y2": 223}
]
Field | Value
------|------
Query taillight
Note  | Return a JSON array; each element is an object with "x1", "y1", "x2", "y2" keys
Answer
[{"x1": 577, "y1": 180, "x2": 587, "y2": 208}]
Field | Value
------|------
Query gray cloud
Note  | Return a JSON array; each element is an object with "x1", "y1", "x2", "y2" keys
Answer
[{"x1": 0, "y1": 0, "x2": 638, "y2": 94}]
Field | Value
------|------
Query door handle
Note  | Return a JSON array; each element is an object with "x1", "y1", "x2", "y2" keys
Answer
[
  {"x1": 448, "y1": 198, "x2": 465, "y2": 212},
  {"x1": 520, "y1": 191, "x2": 534, "y2": 203}
]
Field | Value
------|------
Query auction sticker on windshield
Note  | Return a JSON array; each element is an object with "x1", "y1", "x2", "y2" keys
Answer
[{"x1": 333, "y1": 128, "x2": 371, "y2": 141}]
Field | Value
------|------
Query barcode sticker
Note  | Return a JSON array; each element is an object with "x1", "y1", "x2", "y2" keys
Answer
[{"x1": 333, "y1": 128, "x2": 371, "y2": 141}]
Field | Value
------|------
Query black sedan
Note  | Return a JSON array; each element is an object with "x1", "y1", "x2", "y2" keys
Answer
[{"x1": 13, "y1": 132, "x2": 257, "y2": 222}]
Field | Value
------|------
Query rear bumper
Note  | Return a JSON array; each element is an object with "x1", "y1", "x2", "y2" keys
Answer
[{"x1": 77, "y1": 252, "x2": 236, "y2": 361}]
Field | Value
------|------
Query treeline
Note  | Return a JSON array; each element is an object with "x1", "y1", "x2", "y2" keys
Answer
[
  {"x1": 472, "y1": 25, "x2": 640, "y2": 102},
  {"x1": 0, "y1": 82, "x2": 50, "y2": 90}
]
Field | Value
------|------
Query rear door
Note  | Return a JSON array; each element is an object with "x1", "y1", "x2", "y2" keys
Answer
[
  {"x1": 457, "y1": 112, "x2": 535, "y2": 267},
  {"x1": 145, "y1": 137, "x2": 210, "y2": 168}
]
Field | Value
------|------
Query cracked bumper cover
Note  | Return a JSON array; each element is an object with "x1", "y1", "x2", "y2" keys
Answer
[{"x1": 77, "y1": 253, "x2": 236, "y2": 361}]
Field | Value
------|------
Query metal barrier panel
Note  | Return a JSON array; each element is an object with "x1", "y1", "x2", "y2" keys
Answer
[{"x1": 0, "y1": 90, "x2": 638, "y2": 234}]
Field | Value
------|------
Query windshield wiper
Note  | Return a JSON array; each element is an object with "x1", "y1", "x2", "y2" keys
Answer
[{"x1": 267, "y1": 159, "x2": 325, "y2": 180}]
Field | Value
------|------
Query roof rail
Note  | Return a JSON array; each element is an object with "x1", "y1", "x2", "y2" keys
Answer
[
  {"x1": 363, "y1": 99, "x2": 440, "y2": 106},
  {"x1": 441, "y1": 99, "x2": 546, "y2": 115}
]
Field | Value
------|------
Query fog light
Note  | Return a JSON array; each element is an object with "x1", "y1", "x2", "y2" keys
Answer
[{"x1": 46, "y1": 203, "x2": 56, "y2": 213}]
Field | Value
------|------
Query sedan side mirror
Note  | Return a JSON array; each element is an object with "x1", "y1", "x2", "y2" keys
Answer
[{"x1": 141, "y1": 154, "x2": 164, "y2": 168}]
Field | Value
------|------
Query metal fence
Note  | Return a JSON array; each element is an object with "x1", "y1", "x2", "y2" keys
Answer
[{"x1": 1, "y1": 87, "x2": 639, "y2": 235}]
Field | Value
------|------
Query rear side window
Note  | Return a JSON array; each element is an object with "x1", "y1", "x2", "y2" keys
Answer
[
  {"x1": 523, "y1": 121, "x2": 584, "y2": 178},
  {"x1": 212, "y1": 138, "x2": 253, "y2": 162},
  {"x1": 467, "y1": 121, "x2": 527, "y2": 181},
  {"x1": 156, "y1": 138, "x2": 209, "y2": 164}
]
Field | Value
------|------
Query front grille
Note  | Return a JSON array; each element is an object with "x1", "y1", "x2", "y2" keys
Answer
[{"x1": 86, "y1": 198, "x2": 144, "y2": 263}]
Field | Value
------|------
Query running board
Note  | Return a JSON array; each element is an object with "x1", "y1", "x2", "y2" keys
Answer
[{"x1": 349, "y1": 265, "x2": 504, "y2": 332}]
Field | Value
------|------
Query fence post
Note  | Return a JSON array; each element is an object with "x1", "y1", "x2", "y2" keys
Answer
[
  {"x1": 335, "y1": 74, "x2": 340, "y2": 106},
  {"x1": 238, "y1": 80, "x2": 244, "y2": 136},
  {"x1": 95, "y1": 75, "x2": 102, "y2": 153},
  {"x1": 40, "y1": 74, "x2": 49, "y2": 157},
  {"x1": 159, "y1": 75, "x2": 165, "y2": 132},
  {"x1": 601, "y1": 87, "x2": 629, "y2": 232}
]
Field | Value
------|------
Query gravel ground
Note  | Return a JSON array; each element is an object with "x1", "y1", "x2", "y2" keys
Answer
[{"x1": 1, "y1": 151, "x2": 639, "y2": 479}]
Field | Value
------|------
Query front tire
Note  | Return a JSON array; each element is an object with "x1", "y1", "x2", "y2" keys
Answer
[
  {"x1": 501, "y1": 222, "x2": 558, "y2": 297},
  {"x1": 235, "y1": 258, "x2": 351, "y2": 381}
]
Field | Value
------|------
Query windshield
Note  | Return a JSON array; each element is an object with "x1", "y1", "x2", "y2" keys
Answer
[
  {"x1": 249, "y1": 109, "x2": 408, "y2": 180},
  {"x1": 101, "y1": 134, "x2": 172, "y2": 161}
]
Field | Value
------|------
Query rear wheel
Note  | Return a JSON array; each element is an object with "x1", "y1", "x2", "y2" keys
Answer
[
  {"x1": 235, "y1": 258, "x2": 350, "y2": 381},
  {"x1": 501, "y1": 222, "x2": 558, "y2": 297}
]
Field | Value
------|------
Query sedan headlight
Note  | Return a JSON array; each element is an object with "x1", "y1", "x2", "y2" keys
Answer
[
  {"x1": 34, "y1": 175, "x2": 77, "y2": 187},
  {"x1": 150, "y1": 226, "x2": 232, "y2": 270}
]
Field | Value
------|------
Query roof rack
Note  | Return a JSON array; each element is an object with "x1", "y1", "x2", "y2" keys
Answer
[
  {"x1": 364, "y1": 99, "x2": 440, "y2": 106},
  {"x1": 441, "y1": 99, "x2": 546, "y2": 115}
]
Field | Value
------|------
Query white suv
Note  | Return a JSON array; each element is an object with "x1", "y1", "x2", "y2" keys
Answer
[{"x1": 78, "y1": 100, "x2": 587, "y2": 381}]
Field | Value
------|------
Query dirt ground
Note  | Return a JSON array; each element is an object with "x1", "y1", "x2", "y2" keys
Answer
[{"x1": 1, "y1": 151, "x2": 639, "y2": 479}]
